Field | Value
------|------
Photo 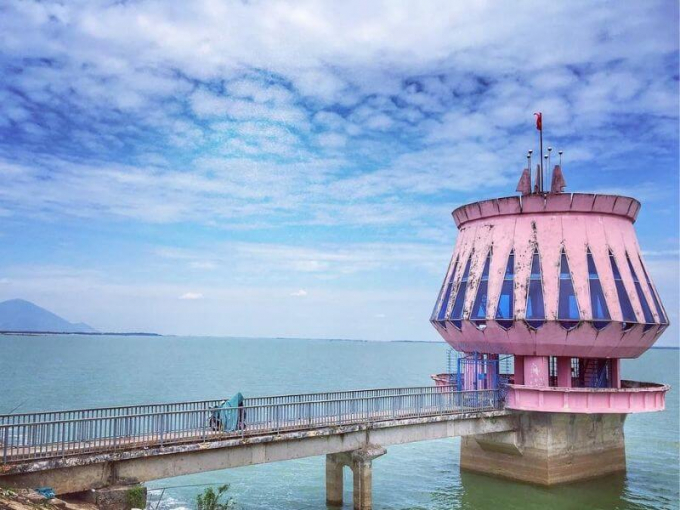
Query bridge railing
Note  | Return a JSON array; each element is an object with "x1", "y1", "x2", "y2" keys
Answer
[
  {"x1": 245, "y1": 385, "x2": 460, "y2": 407},
  {"x1": 0, "y1": 385, "x2": 457, "y2": 427},
  {"x1": 0, "y1": 387, "x2": 499, "y2": 464}
]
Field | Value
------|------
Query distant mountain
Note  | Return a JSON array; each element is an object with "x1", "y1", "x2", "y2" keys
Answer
[{"x1": 0, "y1": 299, "x2": 98, "y2": 333}]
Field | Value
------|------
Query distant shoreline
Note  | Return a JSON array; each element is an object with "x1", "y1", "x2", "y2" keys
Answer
[
  {"x1": 0, "y1": 331, "x2": 161, "y2": 337},
  {"x1": 0, "y1": 331, "x2": 677, "y2": 349}
]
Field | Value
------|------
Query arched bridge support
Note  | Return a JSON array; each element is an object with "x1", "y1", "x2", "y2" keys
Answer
[{"x1": 326, "y1": 445, "x2": 386, "y2": 510}]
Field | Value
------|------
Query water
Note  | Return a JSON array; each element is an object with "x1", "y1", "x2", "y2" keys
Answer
[{"x1": 0, "y1": 335, "x2": 677, "y2": 510}]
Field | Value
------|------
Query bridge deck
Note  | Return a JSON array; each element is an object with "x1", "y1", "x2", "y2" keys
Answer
[{"x1": 1, "y1": 386, "x2": 501, "y2": 466}]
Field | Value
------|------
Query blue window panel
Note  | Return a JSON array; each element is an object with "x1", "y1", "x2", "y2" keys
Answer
[
  {"x1": 587, "y1": 253, "x2": 598, "y2": 278},
  {"x1": 432, "y1": 256, "x2": 458, "y2": 320},
  {"x1": 558, "y1": 252, "x2": 579, "y2": 321},
  {"x1": 495, "y1": 283, "x2": 514, "y2": 319},
  {"x1": 639, "y1": 255, "x2": 667, "y2": 324},
  {"x1": 495, "y1": 251, "x2": 514, "y2": 322},
  {"x1": 451, "y1": 254, "x2": 473, "y2": 321},
  {"x1": 609, "y1": 252, "x2": 636, "y2": 325},
  {"x1": 435, "y1": 258, "x2": 458, "y2": 322},
  {"x1": 471, "y1": 253, "x2": 492, "y2": 321},
  {"x1": 526, "y1": 250, "x2": 545, "y2": 328},
  {"x1": 587, "y1": 251, "x2": 610, "y2": 323},
  {"x1": 590, "y1": 279, "x2": 610, "y2": 319},
  {"x1": 626, "y1": 255, "x2": 654, "y2": 329}
]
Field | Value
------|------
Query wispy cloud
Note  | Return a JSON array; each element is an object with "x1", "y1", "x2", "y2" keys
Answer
[{"x1": 179, "y1": 292, "x2": 204, "y2": 300}]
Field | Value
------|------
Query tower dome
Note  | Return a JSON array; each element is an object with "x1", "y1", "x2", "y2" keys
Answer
[{"x1": 431, "y1": 176, "x2": 668, "y2": 359}]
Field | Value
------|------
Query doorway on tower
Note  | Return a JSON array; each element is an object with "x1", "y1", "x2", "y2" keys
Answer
[
  {"x1": 455, "y1": 352, "x2": 513, "y2": 391},
  {"x1": 546, "y1": 356, "x2": 612, "y2": 388}
]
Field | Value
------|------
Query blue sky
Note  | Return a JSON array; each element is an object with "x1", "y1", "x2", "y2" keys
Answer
[{"x1": 0, "y1": 1, "x2": 678, "y2": 344}]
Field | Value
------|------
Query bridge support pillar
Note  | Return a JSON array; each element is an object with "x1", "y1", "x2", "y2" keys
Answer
[
  {"x1": 325, "y1": 453, "x2": 345, "y2": 507},
  {"x1": 326, "y1": 445, "x2": 386, "y2": 510}
]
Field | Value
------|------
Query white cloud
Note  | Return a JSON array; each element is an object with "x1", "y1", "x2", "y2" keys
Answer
[
  {"x1": 189, "y1": 261, "x2": 218, "y2": 270},
  {"x1": 179, "y1": 292, "x2": 204, "y2": 300},
  {"x1": 290, "y1": 289, "x2": 308, "y2": 297}
]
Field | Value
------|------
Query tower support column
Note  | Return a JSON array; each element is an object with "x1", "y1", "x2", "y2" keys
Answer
[
  {"x1": 461, "y1": 411, "x2": 627, "y2": 485},
  {"x1": 557, "y1": 357, "x2": 572, "y2": 387},
  {"x1": 611, "y1": 359, "x2": 621, "y2": 388}
]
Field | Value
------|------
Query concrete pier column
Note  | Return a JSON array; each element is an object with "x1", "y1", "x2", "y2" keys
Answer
[
  {"x1": 350, "y1": 446, "x2": 386, "y2": 510},
  {"x1": 524, "y1": 356, "x2": 549, "y2": 387},
  {"x1": 325, "y1": 453, "x2": 346, "y2": 507},
  {"x1": 352, "y1": 454, "x2": 372, "y2": 510},
  {"x1": 557, "y1": 357, "x2": 572, "y2": 387}
]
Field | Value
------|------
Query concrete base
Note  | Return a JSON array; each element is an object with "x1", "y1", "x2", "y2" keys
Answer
[
  {"x1": 461, "y1": 412, "x2": 626, "y2": 485},
  {"x1": 75, "y1": 485, "x2": 147, "y2": 510},
  {"x1": 326, "y1": 445, "x2": 386, "y2": 510}
]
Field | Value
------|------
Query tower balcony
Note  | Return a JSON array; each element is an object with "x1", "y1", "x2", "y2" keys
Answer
[{"x1": 505, "y1": 380, "x2": 669, "y2": 414}]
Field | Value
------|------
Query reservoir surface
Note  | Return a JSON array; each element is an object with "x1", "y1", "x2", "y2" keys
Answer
[{"x1": 1, "y1": 335, "x2": 677, "y2": 509}]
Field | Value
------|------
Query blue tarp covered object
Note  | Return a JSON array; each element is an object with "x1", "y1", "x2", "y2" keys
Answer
[
  {"x1": 35, "y1": 487, "x2": 55, "y2": 500},
  {"x1": 211, "y1": 392, "x2": 244, "y2": 432}
]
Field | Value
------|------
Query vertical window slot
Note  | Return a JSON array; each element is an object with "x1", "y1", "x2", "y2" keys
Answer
[{"x1": 525, "y1": 249, "x2": 545, "y2": 329}]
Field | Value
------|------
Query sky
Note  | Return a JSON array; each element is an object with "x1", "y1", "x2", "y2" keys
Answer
[{"x1": 0, "y1": 1, "x2": 678, "y2": 344}]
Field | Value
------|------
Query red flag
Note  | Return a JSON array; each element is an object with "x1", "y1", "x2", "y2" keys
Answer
[{"x1": 534, "y1": 112, "x2": 542, "y2": 131}]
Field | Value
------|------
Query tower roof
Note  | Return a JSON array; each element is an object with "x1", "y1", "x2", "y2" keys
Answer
[{"x1": 452, "y1": 193, "x2": 641, "y2": 229}]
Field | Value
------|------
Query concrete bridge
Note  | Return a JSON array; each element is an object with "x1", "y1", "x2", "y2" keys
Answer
[{"x1": 0, "y1": 386, "x2": 514, "y2": 509}]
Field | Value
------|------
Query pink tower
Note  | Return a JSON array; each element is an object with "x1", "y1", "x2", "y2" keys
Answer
[{"x1": 430, "y1": 132, "x2": 670, "y2": 484}]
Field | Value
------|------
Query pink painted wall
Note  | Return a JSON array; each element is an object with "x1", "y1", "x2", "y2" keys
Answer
[
  {"x1": 431, "y1": 193, "x2": 669, "y2": 358},
  {"x1": 524, "y1": 356, "x2": 549, "y2": 387}
]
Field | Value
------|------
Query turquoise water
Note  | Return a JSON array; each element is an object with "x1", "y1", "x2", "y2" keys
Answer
[{"x1": 0, "y1": 335, "x2": 677, "y2": 509}]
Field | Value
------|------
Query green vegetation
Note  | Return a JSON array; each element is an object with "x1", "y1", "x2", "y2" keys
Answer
[
  {"x1": 196, "y1": 484, "x2": 235, "y2": 510},
  {"x1": 126, "y1": 486, "x2": 146, "y2": 509}
]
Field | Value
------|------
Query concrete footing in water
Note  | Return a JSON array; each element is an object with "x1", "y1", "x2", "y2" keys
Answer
[
  {"x1": 73, "y1": 484, "x2": 147, "y2": 510},
  {"x1": 326, "y1": 445, "x2": 386, "y2": 510},
  {"x1": 461, "y1": 411, "x2": 627, "y2": 485}
]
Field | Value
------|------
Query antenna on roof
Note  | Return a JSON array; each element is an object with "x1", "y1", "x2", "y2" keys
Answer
[
  {"x1": 558, "y1": 150, "x2": 563, "y2": 167},
  {"x1": 547, "y1": 147, "x2": 553, "y2": 189}
]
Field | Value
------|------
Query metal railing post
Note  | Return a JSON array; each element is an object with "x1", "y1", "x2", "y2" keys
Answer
[
  {"x1": 160, "y1": 414, "x2": 165, "y2": 447},
  {"x1": 2, "y1": 426, "x2": 8, "y2": 463}
]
